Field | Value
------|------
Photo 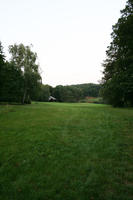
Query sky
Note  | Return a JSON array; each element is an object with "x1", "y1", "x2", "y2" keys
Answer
[{"x1": 0, "y1": 0, "x2": 127, "y2": 86}]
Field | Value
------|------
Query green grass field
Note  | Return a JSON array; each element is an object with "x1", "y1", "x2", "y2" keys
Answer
[{"x1": 0, "y1": 102, "x2": 133, "y2": 200}]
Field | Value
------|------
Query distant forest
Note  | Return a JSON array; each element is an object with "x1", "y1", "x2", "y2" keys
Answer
[{"x1": 38, "y1": 83, "x2": 101, "y2": 103}]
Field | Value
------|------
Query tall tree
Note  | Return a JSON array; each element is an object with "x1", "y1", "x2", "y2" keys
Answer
[
  {"x1": 9, "y1": 44, "x2": 41, "y2": 104},
  {"x1": 0, "y1": 42, "x2": 23, "y2": 103},
  {"x1": 0, "y1": 62, "x2": 23, "y2": 102},
  {"x1": 0, "y1": 42, "x2": 5, "y2": 66},
  {"x1": 0, "y1": 42, "x2": 5, "y2": 98},
  {"x1": 101, "y1": 0, "x2": 133, "y2": 107}
]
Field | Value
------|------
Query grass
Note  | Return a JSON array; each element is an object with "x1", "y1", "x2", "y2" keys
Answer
[{"x1": 0, "y1": 102, "x2": 133, "y2": 200}]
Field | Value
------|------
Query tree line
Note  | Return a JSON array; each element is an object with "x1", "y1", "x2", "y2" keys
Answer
[
  {"x1": 37, "y1": 83, "x2": 101, "y2": 103},
  {"x1": 101, "y1": 0, "x2": 133, "y2": 107},
  {"x1": 0, "y1": 42, "x2": 101, "y2": 104}
]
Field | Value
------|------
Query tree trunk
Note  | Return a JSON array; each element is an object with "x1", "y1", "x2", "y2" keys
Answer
[{"x1": 22, "y1": 90, "x2": 27, "y2": 104}]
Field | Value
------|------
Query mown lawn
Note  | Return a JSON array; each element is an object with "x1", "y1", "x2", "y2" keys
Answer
[{"x1": 0, "y1": 102, "x2": 133, "y2": 200}]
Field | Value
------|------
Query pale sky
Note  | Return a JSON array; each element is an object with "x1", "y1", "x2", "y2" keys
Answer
[{"x1": 0, "y1": 0, "x2": 127, "y2": 86}]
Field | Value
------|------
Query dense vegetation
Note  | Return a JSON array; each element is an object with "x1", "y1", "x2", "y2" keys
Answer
[
  {"x1": 101, "y1": 0, "x2": 133, "y2": 107},
  {"x1": 0, "y1": 43, "x2": 41, "y2": 104},
  {"x1": 0, "y1": 102, "x2": 133, "y2": 200},
  {"x1": 37, "y1": 83, "x2": 101, "y2": 102}
]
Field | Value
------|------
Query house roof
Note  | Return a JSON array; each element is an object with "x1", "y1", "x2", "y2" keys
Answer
[{"x1": 49, "y1": 96, "x2": 56, "y2": 101}]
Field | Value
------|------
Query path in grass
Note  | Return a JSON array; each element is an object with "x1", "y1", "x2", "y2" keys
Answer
[{"x1": 0, "y1": 103, "x2": 133, "y2": 200}]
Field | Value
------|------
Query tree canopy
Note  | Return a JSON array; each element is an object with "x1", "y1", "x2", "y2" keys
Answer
[
  {"x1": 101, "y1": 0, "x2": 133, "y2": 107},
  {"x1": 0, "y1": 43, "x2": 41, "y2": 104}
]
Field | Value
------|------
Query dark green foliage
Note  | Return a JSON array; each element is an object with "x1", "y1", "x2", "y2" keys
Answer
[
  {"x1": 0, "y1": 42, "x2": 6, "y2": 98},
  {"x1": 73, "y1": 83, "x2": 101, "y2": 97},
  {"x1": 53, "y1": 85, "x2": 83, "y2": 102},
  {"x1": 0, "y1": 62, "x2": 23, "y2": 103},
  {"x1": 0, "y1": 42, "x2": 5, "y2": 65},
  {"x1": 0, "y1": 43, "x2": 23, "y2": 103},
  {"x1": 52, "y1": 83, "x2": 101, "y2": 102},
  {"x1": 53, "y1": 85, "x2": 65, "y2": 102},
  {"x1": 37, "y1": 84, "x2": 51, "y2": 102},
  {"x1": 9, "y1": 44, "x2": 41, "y2": 104},
  {"x1": 0, "y1": 42, "x2": 42, "y2": 104},
  {"x1": 101, "y1": 0, "x2": 133, "y2": 107}
]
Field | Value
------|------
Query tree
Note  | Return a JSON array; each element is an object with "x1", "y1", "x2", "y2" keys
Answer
[
  {"x1": 37, "y1": 84, "x2": 51, "y2": 102},
  {"x1": 74, "y1": 83, "x2": 101, "y2": 97},
  {"x1": 9, "y1": 44, "x2": 41, "y2": 104},
  {"x1": 53, "y1": 85, "x2": 66, "y2": 102},
  {"x1": 0, "y1": 62, "x2": 24, "y2": 102},
  {"x1": 101, "y1": 0, "x2": 133, "y2": 107},
  {"x1": 0, "y1": 42, "x2": 5, "y2": 99},
  {"x1": 0, "y1": 42, "x2": 24, "y2": 103},
  {"x1": 0, "y1": 42, "x2": 5, "y2": 67}
]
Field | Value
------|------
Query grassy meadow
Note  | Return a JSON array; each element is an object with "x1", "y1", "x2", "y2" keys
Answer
[{"x1": 0, "y1": 102, "x2": 133, "y2": 200}]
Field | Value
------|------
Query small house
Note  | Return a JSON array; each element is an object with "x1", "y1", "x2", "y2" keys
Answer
[{"x1": 49, "y1": 96, "x2": 56, "y2": 102}]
